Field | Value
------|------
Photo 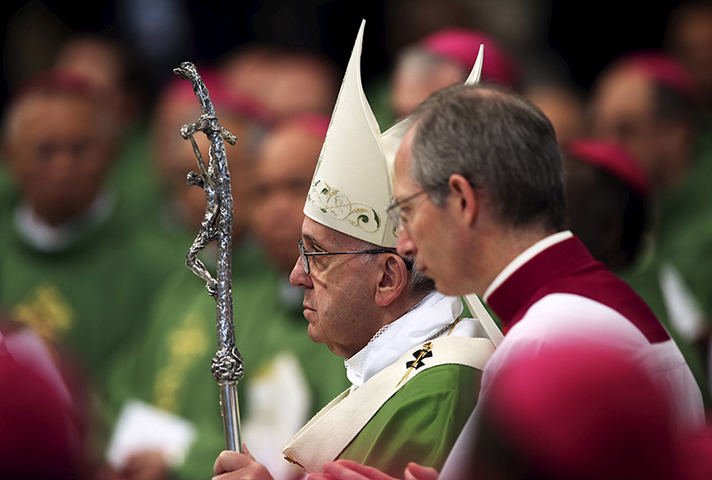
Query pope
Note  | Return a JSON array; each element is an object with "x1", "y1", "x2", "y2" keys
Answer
[{"x1": 212, "y1": 21, "x2": 496, "y2": 480}]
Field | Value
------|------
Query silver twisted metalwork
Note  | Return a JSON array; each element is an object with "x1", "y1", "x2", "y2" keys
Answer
[{"x1": 174, "y1": 61, "x2": 244, "y2": 452}]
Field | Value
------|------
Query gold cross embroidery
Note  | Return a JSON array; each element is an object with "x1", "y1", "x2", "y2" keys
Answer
[
  {"x1": 396, "y1": 341, "x2": 433, "y2": 388},
  {"x1": 13, "y1": 284, "x2": 72, "y2": 342}
]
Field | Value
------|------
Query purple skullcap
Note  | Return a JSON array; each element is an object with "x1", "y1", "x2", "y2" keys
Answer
[
  {"x1": 563, "y1": 138, "x2": 651, "y2": 197},
  {"x1": 613, "y1": 50, "x2": 700, "y2": 102},
  {"x1": 419, "y1": 28, "x2": 520, "y2": 89}
]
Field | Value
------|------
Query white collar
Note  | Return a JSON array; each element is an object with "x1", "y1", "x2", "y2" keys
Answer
[
  {"x1": 14, "y1": 191, "x2": 115, "y2": 252},
  {"x1": 345, "y1": 291, "x2": 474, "y2": 388},
  {"x1": 483, "y1": 230, "x2": 573, "y2": 302}
]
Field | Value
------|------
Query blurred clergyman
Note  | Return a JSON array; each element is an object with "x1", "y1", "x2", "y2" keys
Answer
[
  {"x1": 219, "y1": 45, "x2": 340, "y2": 121},
  {"x1": 666, "y1": 0, "x2": 712, "y2": 111},
  {"x1": 369, "y1": 27, "x2": 520, "y2": 129},
  {"x1": 591, "y1": 51, "x2": 712, "y2": 389},
  {"x1": 561, "y1": 138, "x2": 710, "y2": 402},
  {"x1": 471, "y1": 342, "x2": 709, "y2": 480},
  {"x1": 561, "y1": 138, "x2": 650, "y2": 272},
  {"x1": 0, "y1": 69, "x2": 177, "y2": 468}
]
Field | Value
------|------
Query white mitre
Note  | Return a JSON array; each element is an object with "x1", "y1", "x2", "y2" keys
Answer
[{"x1": 304, "y1": 20, "x2": 484, "y2": 248}]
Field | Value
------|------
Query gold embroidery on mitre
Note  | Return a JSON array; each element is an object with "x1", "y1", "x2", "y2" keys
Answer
[
  {"x1": 154, "y1": 311, "x2": 209, "y2": 413},
  {"x1": 307, "y1": 179, "x2": 382, "y2": 233},
  {"x1": 13, "y1": 284, "x2": 73, "y2": 342}
]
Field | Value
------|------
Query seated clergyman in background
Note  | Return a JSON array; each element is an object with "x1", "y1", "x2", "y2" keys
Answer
[
  {"x1": 369, "y1": 27, "x2": 520, "y2": 130},
  {"x1": 149, "y1": 67, "x2": 269, "y2": 241},
  {"x1": 589, "y1": 51, "x2": 712, "y2": 354},
  {"x1": 561, "y1": 138, "x2": 651, "y2": 273},
  {"x1": 212, "y1": 21, "x2": 495, "y2": 480},
  {"x1": 561, "y1": 138, "x2": 710, "y2": 402},
  {"x1": 0, "y1": 70, "x2": 178, "y2": 460}
]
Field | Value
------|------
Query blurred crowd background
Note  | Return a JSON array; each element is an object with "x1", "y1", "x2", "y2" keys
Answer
[
  {"x1": 0, "y1": 0, "x2": 693, "y2": 109},
  {"x1": 3, "y1": 0, "x2": 712, "y2": 479}
]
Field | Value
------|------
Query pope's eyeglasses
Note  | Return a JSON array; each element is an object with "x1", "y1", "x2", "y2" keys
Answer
[{"x1": 298, "y1": 239, "x2": 393, "y2": 275}]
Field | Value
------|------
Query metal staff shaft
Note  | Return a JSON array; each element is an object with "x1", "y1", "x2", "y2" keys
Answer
[
  {"x1": 220, "y1": 384, "x2": 242, "y2": 451},
  {"x1": 173, "y1": 61, "x2": 244, "y2": 452}
]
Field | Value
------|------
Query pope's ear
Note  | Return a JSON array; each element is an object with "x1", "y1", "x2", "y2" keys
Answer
[
  {"x1": 447, "y1": 174, "x2": 477, "y2": 225},
  {"x1": 375, "y1": 255, "x2": 409, "y2": 307}
]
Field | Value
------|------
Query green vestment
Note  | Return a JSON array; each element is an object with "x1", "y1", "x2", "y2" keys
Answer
[
  {"x1": 651, "y1": 128, "x2": 712, "y2": 315},
  {"x1": 339, "y1": 363, "x2": 481, "y2": 477},
  {"x1": 0, "y1": 193, "x2": 181, "y2": 396},
  {"x1": 616, "y1": 128, "x2": 712, "y2": 404}
]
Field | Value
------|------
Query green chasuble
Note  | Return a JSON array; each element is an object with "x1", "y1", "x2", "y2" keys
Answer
[
  {"x1": 107, "y1": 245, "x2": 349, "y2": 480},
  {"x1": 339, "y1": 364, "x2": 480, "y2": 477},
  {"x1": 106, "y1": 121, "x2": 164, "y2": 231},
  {"x1": 651, "y1": 128, "x2": 712, "y2": 316},
  {"x1": 615, "y1": 127, "x2": 712, "y2": 404},
  {"x1": 283, "y1": 330, "x2": 492, "y2": 479},
  {"x1": 0, "y1": 193, "x2": 182, "y2": 396}
]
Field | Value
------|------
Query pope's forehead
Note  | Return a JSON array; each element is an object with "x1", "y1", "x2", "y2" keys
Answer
[{"x1": 301, "y1": 216, "x2": 363, "y2": 248}]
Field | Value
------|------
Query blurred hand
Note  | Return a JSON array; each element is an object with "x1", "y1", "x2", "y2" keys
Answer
[
  {"x1": 308, "y1": 460, "x2": 400, "y2": 480},
  {"x1": 107, "y1": 450, "x2": 170, "y2": 480},
  {"x1": 213, "y1": 445, "x2": 274, "y2": 480},
  {"x1": 306, "y1": 460, "x2": 439, "y2": 480},
  {"x1": 404, "y1": 463, "x2": 438, "y2": 480}
]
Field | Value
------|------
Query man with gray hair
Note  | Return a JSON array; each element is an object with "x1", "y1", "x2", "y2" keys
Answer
[
  {"x1": 212, "y1": 22, "x2": 494, "y2": 480},
  {"x1": 400, "y1": 83, "x2": 703, "y2": 477}
]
